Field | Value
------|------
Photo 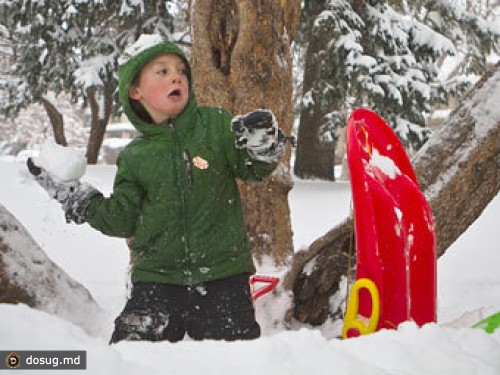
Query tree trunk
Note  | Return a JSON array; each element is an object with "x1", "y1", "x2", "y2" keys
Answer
[
  {"x1": 0, "y1": 203, "x2": 105, "y2": 336},
  {"x1": 41, "y1": 97, "x2": 67, "y2": 146},
  {"x1": 85, "y1": 87, "x2": 113, "y2": 164},
  {"x1": 190, "y1": 0, "x2": 301, "y2": 265},
  {"x1": 294, "y1": 0, "x2": 337, "y2": 181},
  {"x1": 285, "y1": 63, "x2": 500, "y2": 325}
]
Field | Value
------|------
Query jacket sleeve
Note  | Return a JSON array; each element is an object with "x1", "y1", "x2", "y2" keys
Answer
[
  {"x1": 220, "y1": 109, "x2": 278, "y2": 181},
  {"x1": 84, "y1": 153, "x2": 144, "y2": 238}
]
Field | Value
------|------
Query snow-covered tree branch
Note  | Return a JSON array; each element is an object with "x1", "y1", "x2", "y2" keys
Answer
[{"x1": 0, "y1": 203, "x2": 105, "y2": 336}]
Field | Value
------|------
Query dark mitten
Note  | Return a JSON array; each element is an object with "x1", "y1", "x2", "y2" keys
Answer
[
  {"x1": 61, "y1": 183, "x2": 102, "y2": 224},
  {"x1": 231, "y1": 109, "x2": 286, "y2": 163},
  {"x1": 27, "y1": 157, "x2": 102, "y2": 224}
]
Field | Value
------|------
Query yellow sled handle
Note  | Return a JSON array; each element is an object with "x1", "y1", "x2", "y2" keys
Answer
[{"x1": 342, "y1": 278, "x2": 380, "y2": 339}]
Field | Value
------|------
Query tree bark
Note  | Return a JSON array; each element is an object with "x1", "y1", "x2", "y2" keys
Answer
[
  {"x1": 294, "y1": 0, "x2": 337, "y2": 181},
  {"x1": 285, "y1": 63, "x2": 500, "y2": 325},
  {"x1": 85, "y1": 87, "x2": 113, "y2": 164},
  {"x1": 0, "y1": 203, "x2": 105, "y2": 336},
  {"x1": 41, "y1": 97, "x2": 67, "y2": 146},
  {"x1": 191, "y1": 0, "x2": 301, "y2": 265}
]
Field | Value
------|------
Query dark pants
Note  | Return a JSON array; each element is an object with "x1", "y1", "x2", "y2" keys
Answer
[{"x1": 110, "y1": 274, "x2": 260, "y2": 343}]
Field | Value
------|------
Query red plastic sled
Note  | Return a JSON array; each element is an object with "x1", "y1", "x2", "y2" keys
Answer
[{"x1": 343, "y1": 108, "x2": 436, "y2": 338}]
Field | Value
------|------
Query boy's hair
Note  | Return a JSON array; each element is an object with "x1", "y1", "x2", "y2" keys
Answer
[{"x1": 129, "y1": 72, "x2": 154, "y2": 123}]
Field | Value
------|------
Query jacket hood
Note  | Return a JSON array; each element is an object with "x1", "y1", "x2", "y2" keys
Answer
[{"x1": 118, "y1": 34, "x2": 197, "y2": 136}]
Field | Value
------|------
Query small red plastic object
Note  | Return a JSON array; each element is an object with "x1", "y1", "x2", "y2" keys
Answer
[
  {"x1": 344, "y1": 108, "x2": 436, "y2": 335},
  {"x1": 250, "y1": 275, "x2": 279, "y2": 300}
]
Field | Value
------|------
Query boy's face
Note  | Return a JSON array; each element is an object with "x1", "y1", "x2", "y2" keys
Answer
[{"x1": 128, "y1": 53, "x2": 189, "y2": 124}]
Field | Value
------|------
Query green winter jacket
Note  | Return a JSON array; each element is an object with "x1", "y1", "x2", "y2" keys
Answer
[{"x1": 85, "y1": 39, "x2": 277, "y2": 286}]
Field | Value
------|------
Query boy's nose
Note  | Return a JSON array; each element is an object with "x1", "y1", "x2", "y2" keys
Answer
[{"x1": 171, "y1": 73, "x2": 182, "y2": 84}]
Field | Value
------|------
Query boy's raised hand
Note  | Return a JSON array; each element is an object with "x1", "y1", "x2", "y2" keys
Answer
[
  {"x1": 27, "y1": 158, "x2": 102, "y2": 224},
  {"x1": 231, "y1": 109, "x2": 285, "y2": 163},
  {"x1": 231, "y1": 109, "x2": 277, "y2": 150}
]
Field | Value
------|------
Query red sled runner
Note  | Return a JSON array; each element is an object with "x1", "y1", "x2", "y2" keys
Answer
[{"x1": 343, "y1": 108, "x2": 437, "y2": 338}]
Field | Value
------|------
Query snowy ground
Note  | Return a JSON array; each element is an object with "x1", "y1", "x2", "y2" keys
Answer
[{"x1": 1, "y1": 158, "x2": 499, "y2": 374}]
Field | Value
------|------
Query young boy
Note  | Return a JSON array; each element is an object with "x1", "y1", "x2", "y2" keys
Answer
[{"x1": 27, "y1": 34, "x2": 285, "y2": 343}]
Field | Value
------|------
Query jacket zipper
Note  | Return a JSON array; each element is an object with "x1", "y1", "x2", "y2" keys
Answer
[
  {"x1": 183, "y1": 149, "x2": 194, "y2": 188},
  {"x1": 167, "y1": 120, "x2": 193, "y2": 284}
]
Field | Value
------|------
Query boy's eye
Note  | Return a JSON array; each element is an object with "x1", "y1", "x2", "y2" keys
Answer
[
  {"x1": 179, "y1": 68, "x2": 188, "y2": 76},
  {"x1": 157, "y1": 68, "x2": 168, "y2": 75}
]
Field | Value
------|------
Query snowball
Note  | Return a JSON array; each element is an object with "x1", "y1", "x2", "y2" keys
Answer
[{"x1": 34, "y1": 141, "x2": 87, "y2": 182}]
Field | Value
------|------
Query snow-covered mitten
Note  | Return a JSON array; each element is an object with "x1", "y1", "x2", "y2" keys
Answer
[
  {"x1": 231, "y1": 109, "x2": 286, "y2": 163},
  {"x1": 61, "y1": 184, "x2": 102, "y2": 224},
  {"x1": 27, "y1": 157, "x2": 102, "y2": 224}
]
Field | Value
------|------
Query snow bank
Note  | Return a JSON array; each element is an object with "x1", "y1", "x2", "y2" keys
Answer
[{"x1": 1, "y1": 159, "x2": 500, "y2": 374}]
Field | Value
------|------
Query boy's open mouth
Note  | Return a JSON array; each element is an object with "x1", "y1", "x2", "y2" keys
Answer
[{"x1": 168, "y1": 89, "x2": 181, "y2": 98}]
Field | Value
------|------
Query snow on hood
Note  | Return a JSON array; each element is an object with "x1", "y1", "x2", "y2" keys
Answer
[{"x1": 118, "y1": 34, "x2": 166, "y2": 67}]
